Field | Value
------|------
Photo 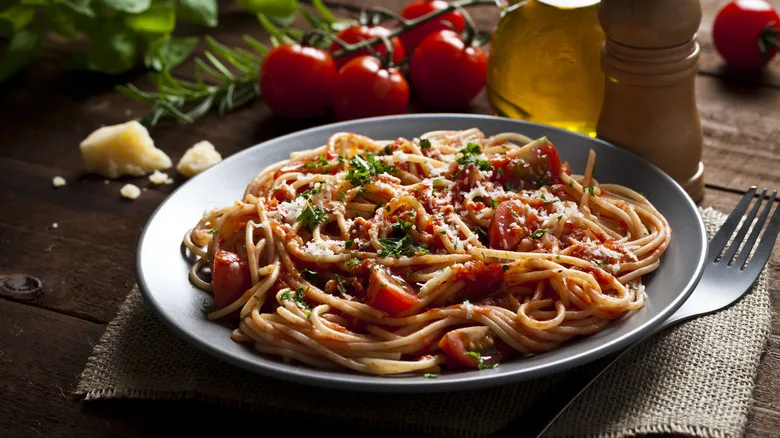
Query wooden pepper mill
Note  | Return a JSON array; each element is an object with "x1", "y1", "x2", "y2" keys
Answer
[{"x1": 597, "y1": 0, "x2": 705, "y2": 202}]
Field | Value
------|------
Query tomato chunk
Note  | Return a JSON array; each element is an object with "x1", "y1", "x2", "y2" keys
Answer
[
  {"x1": 502, "y1": 137, "x2": 563, "y2": 187},
  {"x1": 438, "y1": 326, "x2": 503, "y2": 369},
  {"x1": 489, "y1": 201, "x2": 534, "y2": 250},
  {"x1": 367, "y1": 267, "x2": 420, "y2": 315},
  {"x1": 212, "y1": 250, "x2": 252, "y2": 313}
]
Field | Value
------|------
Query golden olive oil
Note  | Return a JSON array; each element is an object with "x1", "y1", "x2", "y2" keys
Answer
[{"x1": 487, "y1": 0, "x2": 605, "y2": 137}]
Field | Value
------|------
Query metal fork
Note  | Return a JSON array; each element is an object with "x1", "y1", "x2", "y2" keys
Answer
[{"x1": 493, "y1": 186, "x2": 780, "y2": 438}]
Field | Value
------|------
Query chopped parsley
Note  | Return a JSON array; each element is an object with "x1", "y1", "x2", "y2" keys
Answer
[
  {"x1": 424, "y1": 373, "x2": 439, "y2": 379},
  {"x1": 568, "y1": 180, "x2": 574, "y2": 187},
  {"x1": 586, "y1": 183, "x2": 595, "y2": 196},
  {"x1": 522, "y1": 353, "x2": 536, "y2": 359},
  {"x1": 337, "y1": 192, "x2": 346, "y2": 201},
  {"x1": 466, "y1": 351, "x2": 498, "y2": 370},
  {"x1": 383, "y1": 144, "x2": 392, "y2": 154},
  {"x1": 475, "y1": 226, "x2": 488, "y2": 239},
  {"x1": 530, "y1": 229, "x2": 546, "y2": 239},
  {"x1": 345, "y1": 257, "x2": 361, "y2": 267},
  {"x1": 296, "y1": 202, "x2": 328, "y2": 231},
  {"x1": 346, "y1": 153, "x2": 396, "y2": 186},
  {"x1": 593, "y1": 259, "x2": 605, "y2": 266},
  {"x1": 379, "y1": 217, "x2": 428, "y2": 258},
  {"x1": 456, "y1": 143, "x2": 494, "y2": 172},
  {"x1": 280, "y1": 288, "x2": 311, "y2": 317},
  {"x1": 555, "y1": 254, "x2": 561, "y2": 260},
  {"x1": 345, "y1": 239, "x2": 354, "y2": 249},
  {"x1": 303, "y1": 155, "x2": 330, "y2": 169},
  {"x1": 208, "y1": 228, "x2": 219, "y2": 235},
  {"x1": 419, "y1": 138, "x2": 431, "y2": 149},
  {"x1": 536, "y1": 177, "x2": 551, "y2": 187},
  {"x1": 502, "y1": 265, "x2": 509, "y2": 273},
  {"x1": 543, "y1": 200, "x2": 558, "y2": 206},
  {"x1": 299, "y1": 183, "x2": 323, "y2": 199},
  {"x1": 491, "y1": 199, "x2": 499, "y2": 209},
  {"x1": 557, "y1": 215, "x2": 563, "y2": 222},
  {"x1": 504, "y1": 181, "x2": 517, "y2": 192},
  {"x1": 201, "y1": 299, "x2": 216, "y2": 313},
  {"x1": 540, "y1": 193, "x2": 546, "y2": 200},
  {"x1": 334, "y1": 274, "x2": 348, "y2": 296},
  {"x1": 301, "y1": 268, "x2": 320, "y2": 283}
]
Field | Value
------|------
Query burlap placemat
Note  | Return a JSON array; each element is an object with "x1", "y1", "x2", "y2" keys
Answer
[{"x1": 75, "y1": 207, "x2": 772, "y2": 437}]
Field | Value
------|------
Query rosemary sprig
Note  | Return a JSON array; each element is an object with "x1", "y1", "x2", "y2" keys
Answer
[{"x1": 118, "y1": 35, "x2": 266, "y2": 126}]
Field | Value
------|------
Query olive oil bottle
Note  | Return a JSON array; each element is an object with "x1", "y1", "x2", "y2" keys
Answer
[{"x1": 486, "y1": 0, "x2": 605, "y2": 137}]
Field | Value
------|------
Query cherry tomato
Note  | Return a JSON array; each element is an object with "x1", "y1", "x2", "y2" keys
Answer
[
  {"x1": 211, "y1": 250, "x2": 252, "y2": 314},
  {"x1": 400, "y1": 0, "x2": 466, "y2": 53},
  {"x1": 367, "y1": 267, "x2": 420, "y2": 315},
  {"x1": 333, "y1": 56, "x2": 410, "y2": 121},
  {"x1": 260, "y1": 44, "x2": 337, "y2": 118},
  {"x1": 713, "y1": 0, "x2": 780, "y2": 70},
  {"x1": 438, "y1": 326, "x2": 504, "y2": 369},
  {"x1": 488, "y1": 201, "x2": 533, "y2": 251},
  {"x1": 329, "y1": 25, "x2": 406, "y2": 69},
  {"x1": 494, "y1": 137, "x2": 563, "y2": 188},
  {"x1": 409, "y1": 30, "x2": 487, "y2": 109}
]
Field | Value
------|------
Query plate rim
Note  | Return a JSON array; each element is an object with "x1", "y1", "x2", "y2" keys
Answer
[{"x1": 136, "y1": 113, "x2": 707, "y2": 393}]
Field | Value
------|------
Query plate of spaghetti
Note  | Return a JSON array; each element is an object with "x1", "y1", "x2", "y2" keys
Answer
[{"x1": 137, "y1": 114, "x2": 706, "y2": 392}]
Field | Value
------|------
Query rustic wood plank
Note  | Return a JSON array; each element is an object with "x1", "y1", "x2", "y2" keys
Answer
[{"x1": 0, "y1": 298, "x2": 421, "y2": 437}]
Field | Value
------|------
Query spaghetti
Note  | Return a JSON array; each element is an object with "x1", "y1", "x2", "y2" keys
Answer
[{"x1": 184, "y1": 129, "x2": 671, "y2": 375}]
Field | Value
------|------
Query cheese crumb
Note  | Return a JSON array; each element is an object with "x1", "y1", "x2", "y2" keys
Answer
[
  {"x1": 177, "y1": 141, "x2": 222, "y2": 178},
  {"x1": 120, "y1": 183, "x2": 141, "y2": 200},
  {"x1": 52, "y1": 222, "x2": 59, "y2": 229},
  {"x1": 148, "y1": 170, "x2": 174, "y2": 185},
  {"x1": 52, "y1": 176, "x2": 66, "y2": 188},
  {"x1": 80, "y1": 121, "x2": 172, "y2": 178}
]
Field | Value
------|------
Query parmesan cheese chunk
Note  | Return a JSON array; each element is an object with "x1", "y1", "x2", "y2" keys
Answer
[
  {"x1": 52, "y1": 176, "x2": 66, "y2": 187},
  {"x1": 120, "y1": 183, "x2": 142, "y2": 200},
  {"x1": 80, "y1": 121, "x2": 172, "y2": 178},
  {"x1": 177, "y1": 141, "x2": 222, "y2": 178},
  {"x1": 148, "y1": 170, "x2": 174, "y2": 185}
]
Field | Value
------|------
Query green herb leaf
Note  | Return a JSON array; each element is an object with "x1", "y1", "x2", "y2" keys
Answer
[
  {"x1": 125, "y1": 4, "x2": 176, "y2": 34},
  {"x1": 208, "y1": 228, "x2": 219, "y2": 235},
  {"x1": 530, "y1": 229, "x2": 546, "y2": 239},
  {"x1": 238, "y1": 0, "x2": 298, "y2": 23},
  {"x1": 586, "y1": 183, "x2": 595, "y2": 196},
  {"x1": 346, "y1": 153, "x2": 396, "y2": 187},
  {"x1": 0, "y1": 27, "x2": 40, "y2": 82},
  {"x1": 502, "y1": 265, "x2": 509, "y2": 273},
  {"x1": 593, "y1": 259, "x2": 605, "y2": 266},
  {"x1": 176, "y1": 0, "x2": 218, "y2": 27},
  {"x1": 103, "y1": 0, "x2": 152, "y2": 14},
  {"x1": 301, "y1": 268, "x2": 320, "y2": 283},
  {"x1": 424, "y1": 373, "x2": 439, "y2": 379},
  {"x1": 491, "y1": 199, "x2": 499, "y2": 209},
  {"x1": 280, "y1": 287, "x2": 311, "y2": 313},
  {"x1": 48, "y1": 5, "x2": 77, "y2": 39},
  {"x1": 87, "y1": 25, "x2": 138, "y2": 75},
  {"x1": 144, "y1": 36, "x2": 199, "y2": 71},
  {"x1": 62, "y1": 0, "x2": 95, "y2": 18},
  {"x1": 419, "y1": 138, "x2": 431, "y2": 149},
  {"x1": 466, "y1": 351, "x2": 498, "y2": 370},
  {"x1": 337, "y1": 192, "x2": 346, "y2": 201},
  {"x1": 295, "y1": 202, "x2": 327, "y2": 231},
  {"x1": 345, "y1": 239, "x2": 354, "y2": 249},
  {"x1": 457, "y1": 142, "x2": 493, "y2": 172},
  {"x1": 0, "y1": 6, "x2": 35, "y2": 37},
  {"x1": 345, "y1": 257, "x2": 360, "y2": 267}
]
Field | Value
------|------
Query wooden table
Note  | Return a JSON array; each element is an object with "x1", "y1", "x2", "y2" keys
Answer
[{"x1": 1, "y1": 0, "x2": 778, "y2": 436}]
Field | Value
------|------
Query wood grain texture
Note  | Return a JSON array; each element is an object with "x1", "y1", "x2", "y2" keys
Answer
[{"x1": 0, "y1": 0, "x2": 779, "y2": 436}]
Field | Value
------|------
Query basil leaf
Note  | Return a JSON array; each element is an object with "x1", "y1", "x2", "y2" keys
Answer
[
  {"x1": 0, "y1": 27, "x2": 41, "y2": 82},
  {"x1": 49, "y1": 4, "x2": 77, "y2": 38},
  {"x1": 125, "y1": 4, "x2": 176, "y2": 34},
  {"x1": 87, "y1": 26, "x2": 138, "y2": 74},
  {"x1": 176, "y1": 0, "x2": 218, "y2": 27},
  {"x1": 0, "y1": 6, "x2": 35, "y2": 37},
  {"x1": 144, "y1": 36, "x2": 198, "y2": 71},
  {"x1": 62, "y1": 0, "x2": 96, "y2": 18},
  {"x1": 102, "y1": 0, "x2": 152, "y2": 14}
]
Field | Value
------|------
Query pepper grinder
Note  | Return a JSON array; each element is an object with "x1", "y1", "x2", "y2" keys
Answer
[{"x1": 597, "y1": 0, "x2": 704, "y2": 202}]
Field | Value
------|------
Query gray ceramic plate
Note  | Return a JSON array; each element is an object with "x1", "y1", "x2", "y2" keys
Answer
[{"x1": 137, "y1": 114, "x2": 706, "y2": 393}]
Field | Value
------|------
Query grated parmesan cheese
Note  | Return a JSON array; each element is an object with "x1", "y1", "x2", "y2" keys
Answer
[
  {"x1": 52, "y1": 176, "x2": 66, "y2": 188},
  {"x1": 276, "y1": 197, "x2": 308, "y2": 224},
  {"x1": 148, "y1": 170, "x2": 174, "y2": 185},
  {"x1": 304, "y1": 239, "x2": 345, "y2": 256},
  {"x1": 120, "y1": 183, "x2": 141, "y2": 200}
]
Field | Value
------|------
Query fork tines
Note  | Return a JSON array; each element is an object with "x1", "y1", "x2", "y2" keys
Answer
[{"x1": 709, "y1": 186, "x2": 780, "y2": 271}]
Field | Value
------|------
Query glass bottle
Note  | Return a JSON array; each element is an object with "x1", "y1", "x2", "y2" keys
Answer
[{"x1": 486, "y1": 0, "x2": 605, "y2": 137}]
